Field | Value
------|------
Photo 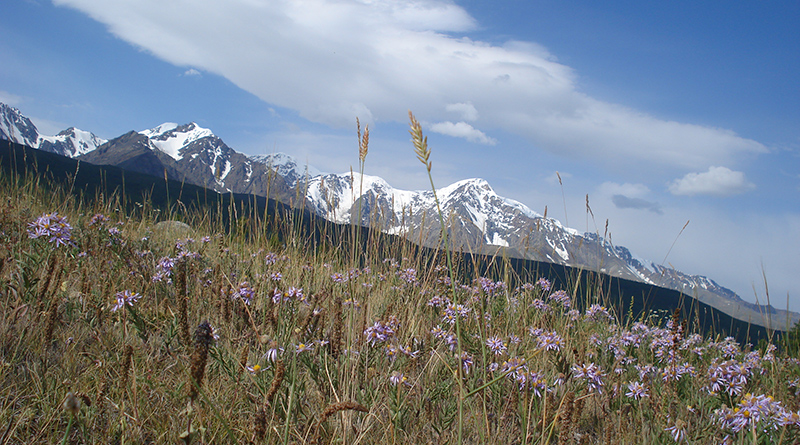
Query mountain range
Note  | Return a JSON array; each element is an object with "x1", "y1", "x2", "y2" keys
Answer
[{"x1": 1, "y1": 102, "x2": 795, "y2": 330}]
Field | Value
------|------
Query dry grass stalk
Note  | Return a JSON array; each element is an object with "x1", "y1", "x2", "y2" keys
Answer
[
  {"x1": 265, "y1": 359, "x2": 285, "y2": 406},
  {"x1": 238, "y1": 342, "x2": 250, "y2": 373},
  {"x1": 37, "y1": 254, "x2": 59, "y2": 306},
  {"x1": 220, "y1": 283, "x2": 231, "y2": 323},
  {"x1": 357, "y1": 117, "x2": 369, "y2": 163},
  {"x1": 42, "y1": 296, "x2": 60, "y2": 350},
  {"x1": 559, "y1": 391, "x2": 575, "y2": 445},
  {"x1": 120, "y1": 344, "x2": 134, "y2": 394},
  {"x1": 253, "y1": 407, "x2": 267, "y2": 441},
  {"x1": 187, "y1": 321, "x2": 214, "y2": 403},
  {"x1": 176, "y1": 259, "x2": 190, "y2": 346},
  {"x1": 330, "y1": 296, "x2": 343, "y2": 359},
  {"x1": 408, "y1": 111, "x2": 430, "y2": 172}
]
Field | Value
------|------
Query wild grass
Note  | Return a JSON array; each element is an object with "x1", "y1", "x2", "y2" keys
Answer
[{"x1": 0, "y1": 117, "x2": 799, "y2": 444}]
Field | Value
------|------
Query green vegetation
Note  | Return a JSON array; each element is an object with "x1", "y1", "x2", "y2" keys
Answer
[{"x1": 0, "y1": 119, "x2": 798, "y2": 444}]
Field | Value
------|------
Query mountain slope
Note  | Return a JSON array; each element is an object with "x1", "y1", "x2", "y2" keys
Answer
[{"x1": 77, "y1": 122, "x2": 296, "y2": 204}]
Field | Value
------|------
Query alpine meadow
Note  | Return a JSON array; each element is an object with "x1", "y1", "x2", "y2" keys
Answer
[{"x1": 1, "y1": 113, "x2": 800, "y2": 443}]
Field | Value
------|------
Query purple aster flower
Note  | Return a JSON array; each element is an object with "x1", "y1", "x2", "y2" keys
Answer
[
  {"x1": 444, "y1": 334, "x2": 458, "y2": 352},
  {"x1": 535, "y1": 278, "x2": 551, "y2": 292},
  {"x1": 526, "y1": 371, "x2": 546, "y2": 396},
  {"x1": 566, "y1": 309, "x2": 581, "y2": 321},
  {"x1": 585, "y1": 304, "x2": 613, "y2": 323},
  {"x1": 625, "y1": 381, "x2": 649, "y2": 400},
  {"x1": 88, "y1": 213, "x2": 109, "y2": 227},
  {"x1": 398, "y1": 268, "x2": 418, "y2": 285},
  {"x1": 286, "y1": 286, "x2": 306, "y2": 304},
  {"x1": 364, "y1": 318, "x2": 398, "y2": 346},
  {"x1": 461, "y1": 352, "x2": 474, "y2": 374},
  {"x1": 389, "y1": 371, "x2": 408, "y2": 386},
  {"x1": 385, "y1": 344, "x2": 399, "y2": 362},
  {"x1": 548, "y1": 290, "x2": 571, "y2": 308},
  {"x1": 531, "y1": 298, "x2": 550, "y2": 312},
  {"x1": 537, "y1": 330, "x2": 564, "y2": 352},
  {"x1": 486, "y1": 336, "x2": 508, "y2": 355},
  {"x1": 427, "y1": 295, "x2": 449, "y2": 307},
  {"x1": 112, "y1": 290, "x2": 141, "y2": 312},
  {"x1": 664, "y1": 421, "x2": 687, "y2": 442},
  {"x1": 295, "y1": 343, "x2": 313, "y2": 354},
  {"x1": 232, "y1": 281, "x2": 255, "y2": 305},
  {"x1": 262, "y1": 342, "x2": 282, "y2": 362},
  {"x1": 572, "y1": 362, "x2": 605, "y2": 394},
  {"x1": 430, "y1": 325, "x2": 447, "y2": 339},
  {"x1": 501, "y1": 356, "x2": 528, "y2": 382}
]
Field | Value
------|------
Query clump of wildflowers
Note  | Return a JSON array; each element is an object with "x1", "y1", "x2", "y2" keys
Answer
[
  {"x1": 152, "y1": 257, "x2": 175, "y2": 283},
  {"x1": 572, "y1": 362, "x2": 605, "y2": 393},
  {"x1": 486, "y1": 336, "x2": 507, "y2": 356},
  {"x1": 28, "y1": 212, "x2": 74, "y2": 247},
  {"x1": 585, "y1": 304, "x2": 613, "y2": 323},
  {"x1": 364, "y1": 316, "x2": 399, "y2": 346},
  {"x1": 548, "y1": 290, "x2": 571, "y2": 308},
  {"x1": 715, "y1": 393, "x2": 796, "y2": 436},
  {"x1": 536, "y1": 330, "x2": 564, "y2": 352},
  {"x1": 535, "y1": 278, "x2": 551, "y2": 292},
  {"x1": 88, "y1": 213, "x2": 109, "y2": 227},
  {"x1": 397, "y1": 268, "x2": 418, "y2": 285},
  {"x1": 232, "y1": 282, "x2": 255, "y2": 305}
]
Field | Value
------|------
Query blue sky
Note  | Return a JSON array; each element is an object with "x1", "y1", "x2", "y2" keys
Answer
[{"x1": 2, "y1": 0, "x2": 799, "y2": 311}]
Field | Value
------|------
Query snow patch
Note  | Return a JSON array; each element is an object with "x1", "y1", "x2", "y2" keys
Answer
[
  {"x1": 489, "y1": 232, "x2": 509, "y2": 247},
  {"x1": 140, "y1": 122, "x2": 213, "y2": 161}
]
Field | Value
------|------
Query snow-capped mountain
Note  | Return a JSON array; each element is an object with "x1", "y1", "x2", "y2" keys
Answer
[
  {"x1": 0, "y1": 103, "x2": 39, "y2": 147},
  {"x1": 298, "y1": 168, "x2": 797, "y2": 328},
  {"x1": 0, "y1": 103, "x2": 106, "y2": 157},
  {"x1": 38, "y1": 127, "x2": 106, "y2": 157},
  {"x1": 2, "y1": 102, "x2": 794, "y2": 329},
  {"x1": 77, "y1": 122, "x2": 296, "y2": 204}
]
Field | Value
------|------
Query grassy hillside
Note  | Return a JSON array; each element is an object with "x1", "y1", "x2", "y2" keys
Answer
[{"x1": 1, "y1": 137, "x2": 799, "y2": 443}]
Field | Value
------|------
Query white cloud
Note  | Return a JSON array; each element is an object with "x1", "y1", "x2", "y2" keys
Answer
[
  {"x1": 53, "y1": 0, "x2": 767, "y2": 170},
  {"x1": 669, "y1": 166, "x2": 756, "y2": 196},
  {"x1": 429, "y1": 121, "x2": 496, "y2": 145},
  {"x1": 445, "y1": 102, "x2": 478, "y2": 121},
  {"x1": 182, "y1": 68, "x2": 201, "y2": 76}
]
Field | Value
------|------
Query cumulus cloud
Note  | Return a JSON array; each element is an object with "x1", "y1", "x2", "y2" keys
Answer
[
  {"x1": 668, "y1": 166, "x2": 756, "y2": 196},
  {"x1": 429, "y1": 121, "x2": 496, "y2": 145},
  {"x1": 53, "y1": 0, "x2": 767, "y2": 168},
  {"x1": 182, "y1": 68, "x2": 201, "y2": 77}
]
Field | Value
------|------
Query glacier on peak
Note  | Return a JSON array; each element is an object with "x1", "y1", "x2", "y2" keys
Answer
[{"x1": 139, "y1": 122, "x2": 214, "y2": 161}]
